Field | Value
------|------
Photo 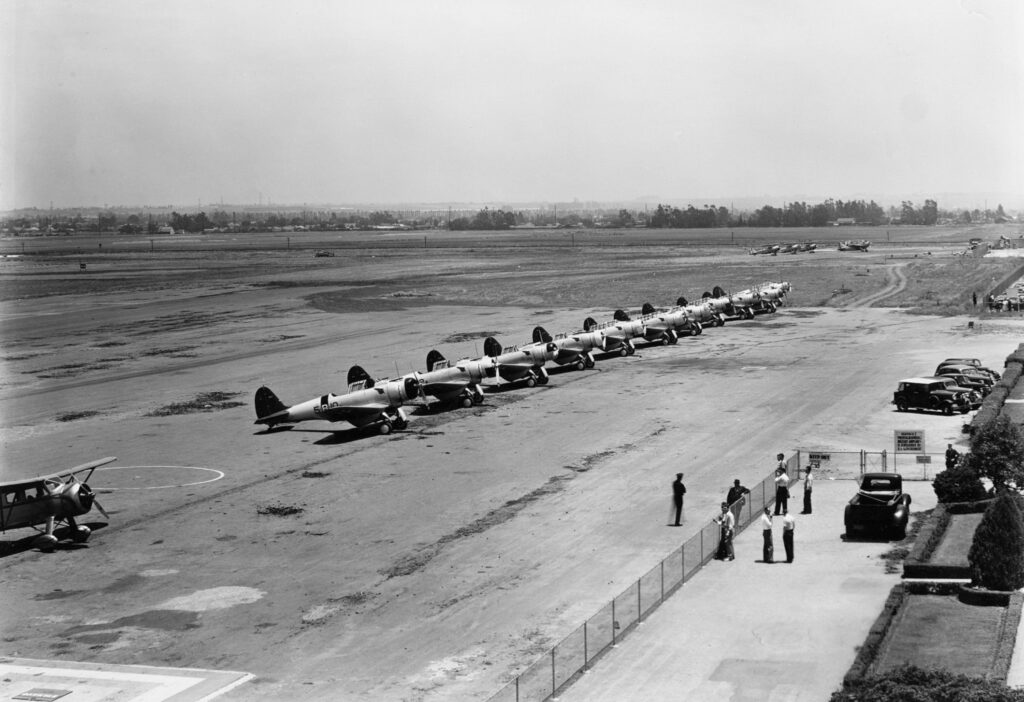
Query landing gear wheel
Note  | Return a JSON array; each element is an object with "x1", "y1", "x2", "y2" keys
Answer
[
  {"x1": 379, "y1": 422, "x2": 393, "y2": 435},
  {"x1": 626, "y1": 345, "x2": 636, "y2": 356},
  {"x1": 537, "y1": 374, "x2": 549, "y2": 385},
  {"x1": 575, "y1": 359, "x2": 586, "y2": 370},
  {"x1": 525, "y1": 376, "x2": 537, "y2": 388},
  {"x1": 619, "y1": 347, "x2": 628, "y2": 357},
  {"x1": 584, "y1": 357, "x2": 595, "y2": 369},
  {"x1": 394, "y1": 418, "x2": 408, "y2": 430},
  {"x1": 472, "y1": 392, "x2": 485, "y2": 404},
  {"x1": 460, "y1": 396, "x2": 473, "y2": 408}
]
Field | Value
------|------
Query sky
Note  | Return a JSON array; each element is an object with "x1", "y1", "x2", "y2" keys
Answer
[{"x1": 1, "y1": 0, "x2": 1021, "y2": 211}]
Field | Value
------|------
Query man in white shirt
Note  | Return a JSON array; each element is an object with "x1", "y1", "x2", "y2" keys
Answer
[
  {"x1": 782, "y1": 509, "x2": 796, "y2": 563},
  {"x1": 802, "y1": 464, "x2": 814, "y2": 514},
  {"x1": 774, "y1": 464, "x2": 790, "y2": 516},
  {"x1": 760, "y1": 507, "x2": 774, "y2": 563},
  {"x1": 715, "y1": 502, "x2": 735, "y2": 561}
]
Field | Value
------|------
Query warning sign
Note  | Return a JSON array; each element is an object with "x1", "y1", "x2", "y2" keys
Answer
[{"x1": 895, "y1": 430, "x2": 925, "y2": 454}]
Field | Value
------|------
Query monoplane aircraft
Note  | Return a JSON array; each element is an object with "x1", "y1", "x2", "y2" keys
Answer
[
  {"x1": 1, "y1": 457, "x2": 115, "y2": 551},
  {"x1": 639, "y1": 302, "x2": 702, "y2": 342},
  {"x1": 416, "y1": 350, "x2": 492, "y2": 408},
  {"x1": 797, "y1": 242, "x2": 817, "y2": 252},
  {"x1": 254, "y1": 365, "x2": 420, "y2": 434},
  {"x1": 749, "y1": 244, "x2": 780, "y2": 256},
  {"x1": 482, "y1": 337, "x2": 558, "y2": 387},
  {"x1": 582, "y1": 311, "x2": 646, "y2": 356},
  {"x1": 777, "y1": 243, "x2": 800, "y2": 254},
  {"x1": 527, "y1": 326, "x2": 600, "y2": 370},
  {"x1": 838, "y1": 240, "x2": 871, "y2": 251}
]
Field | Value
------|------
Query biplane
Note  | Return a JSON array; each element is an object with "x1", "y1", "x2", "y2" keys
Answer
[
  {"x1": 582, "y1": 310, "x2": 646, "y2": 356},
  {"x1": 0, "y1": 457, "x2": 115, "y2": 551}
]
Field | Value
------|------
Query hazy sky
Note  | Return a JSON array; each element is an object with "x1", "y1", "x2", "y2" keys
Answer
[{"x1": 1, "y1": 0, "x2": 1021, "y2": 210}]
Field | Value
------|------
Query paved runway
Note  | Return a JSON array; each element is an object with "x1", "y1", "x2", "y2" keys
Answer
[{"x1": 0, "y1": 658, "x2": 251, "y2": 702}]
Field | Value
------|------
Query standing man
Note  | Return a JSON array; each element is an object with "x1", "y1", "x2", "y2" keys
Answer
[
  {"x1": 973, "y1": 291, "x2": 978, "y2": 308},
  {"x1": 726, "y1": 478, "x2": 751, "y2": 526},
  {"x1": 802, "y1": 464, "x2": 814, "y2": 514},
  {"x1": 774, "y1": 459, "x2": 790, "y2": 515},
  {"x1": 945, "y1": 444, "x2": 960, "y2": 470},
  {"x1": 715, "y1": 502, "x2": 735, "y2": 561},
  {"x1": 671, "y1": 473, "x2": 686, "y2": 526},
  {"x1": 782, "y1": 509, "x2": 796, "y2": 563},
  {"x1": 761, "y1": 507, "x2": 774, "y2": 563}
]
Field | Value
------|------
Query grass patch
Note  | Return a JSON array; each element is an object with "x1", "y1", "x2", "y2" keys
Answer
[
  {"x1": 257, "y1": 503, "x2": 304, "y2": 517},
  {"x1": 56, "y1": 410, "x2": 101, "y2": 422},
  {"x1": 146, "y1": 391, "x2": 244, "y2": 416}
]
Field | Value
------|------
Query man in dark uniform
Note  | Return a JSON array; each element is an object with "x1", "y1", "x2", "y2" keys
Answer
[
  {"x1": 945, "y1": 444, "x2": 960, "y2": 470},
  {"x1": 671, "y1": 473, "x2": 686, "y2": 526}
]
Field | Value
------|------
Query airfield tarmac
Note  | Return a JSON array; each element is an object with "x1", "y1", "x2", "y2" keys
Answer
[{"x1": 2, "y1": 229, "x2": 1023, "y2": 701}]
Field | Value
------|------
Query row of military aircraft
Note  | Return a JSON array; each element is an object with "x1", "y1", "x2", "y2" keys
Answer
[
  {"x1": 5, "y1": 281, "x2": 790, "y2": 551},
  {"x1": 749, "y1": 242, "x2": 817, "y2": 255},
  {"x1": 253, "y1": 281, "x2": 792, "y2": 435}
]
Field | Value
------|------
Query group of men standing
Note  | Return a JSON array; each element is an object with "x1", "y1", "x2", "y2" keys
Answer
[{"x1": 698, "y1": 452, "x2": 813, "y2": 563}]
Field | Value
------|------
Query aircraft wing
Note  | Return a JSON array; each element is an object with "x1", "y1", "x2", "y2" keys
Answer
[
  {"x1": 0, "y1": 457, "x2": 117, "y2": 490},
  {"x1": 316, "y1": 403, "x2": 394, "y2": 423},
  {"x1": 421, "y1": 378, "x2": 470, "y2": 396}
]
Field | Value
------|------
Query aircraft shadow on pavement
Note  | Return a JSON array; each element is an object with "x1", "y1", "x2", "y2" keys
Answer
[{"x1": 0, "y1": 522, "x2": 108, "y2": 558}]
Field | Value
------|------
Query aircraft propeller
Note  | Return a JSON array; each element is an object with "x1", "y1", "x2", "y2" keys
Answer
[{"x1": 72, "y1": 476, "x2": 110, "y2": 520}]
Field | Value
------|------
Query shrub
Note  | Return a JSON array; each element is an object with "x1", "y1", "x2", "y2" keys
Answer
[
  {"x1": 932, "y1": 465, "x2": 988, "y2": 503},
  {"x1": 969, "y1": 492, "x2": 1024, "y2": 591},
  {"x1": 965, "y1": 415, "x2": 1024, "y2": 492},
  {"x1": 831, "y1": 663, "x2": 1024, "y2": 701}
]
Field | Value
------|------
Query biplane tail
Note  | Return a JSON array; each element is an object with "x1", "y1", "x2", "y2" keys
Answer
[
  {"x1": 426, "y1": 349, "x2": 446, "y2": 373},
  {"x1": 532, "y1": 326, "x2": 553, "y2": 344}
]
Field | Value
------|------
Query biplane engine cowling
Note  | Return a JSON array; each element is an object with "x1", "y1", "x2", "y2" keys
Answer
[{"x1": 62, "y1": 481, "x2": 95, "y2": 516}]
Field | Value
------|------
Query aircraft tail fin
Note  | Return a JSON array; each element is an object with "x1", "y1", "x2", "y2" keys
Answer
[
  {"x1": 347, "y1": 365, "x2": 374, "y2": 388},
  {"x1": 532, "y1": 326, "x2": 553, "y2": 344},
  {"x1": 426, "y1": 349, "x2": 446, "y2": 372},
  {"x1": 583, "y1": 317, "x2": 598, "y2": 332},
  {"x1": 613, "y1": 309, "x2": 630, "y2": 322},
  {"x1": 712, "y1": 285, "x2": 727, "y2": 298},
  {"x1": 641, "y1": 302, "x2": 655, "y2": 316},
  {"x1": 483, "y1": 337, "x2": 502, "y2": 358},
  {"x1": 255, "y1": 386, "x2": 289, "y2": 424},
  {"x1": 676, "y1": 295, "x2": 689, "y2": 307}
]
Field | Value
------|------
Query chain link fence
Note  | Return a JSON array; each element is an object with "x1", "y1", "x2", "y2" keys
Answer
[
  {"x1": 487, "y1": 465, "x2": 785, "y2": 702},
  {"x1": 788, "y1": 449, "x2": 948, "y2": 482}
]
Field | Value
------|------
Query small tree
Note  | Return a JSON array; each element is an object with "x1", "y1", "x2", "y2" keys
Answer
[
  {"x1": 965, "y1": 415, "x2": 1024, "y2": 492},
  {"x1": 968, "y1": 492, "x2": 1024, "y2": 590},
  {"x1": 932, "y1": 464, "x2": 988, "y2": 503}
]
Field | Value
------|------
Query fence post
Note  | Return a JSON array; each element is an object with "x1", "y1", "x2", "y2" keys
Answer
[
  {"x1": 660, "y1": 560, "x2": 665, "y2": 602},
  {"x1": 637, "y1": 579, "x2": 642, "y2": 622},
  {"x1": 551, "y1": 649, "x2": 556, "y2": 698},
  {"x1": 611, "y1": 599, "x2": 617, "y2": 647},
  {"x1": 882, "y1": 449, "x2": 887, "y2": 472},
  {"x1": 584, "y1": 621, "x2": 589, "y2": 670}
]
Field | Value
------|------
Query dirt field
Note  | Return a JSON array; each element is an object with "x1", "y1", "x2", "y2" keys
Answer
[{"x1": 1, "y1": 225, "x2": 1023, "y2": 701}]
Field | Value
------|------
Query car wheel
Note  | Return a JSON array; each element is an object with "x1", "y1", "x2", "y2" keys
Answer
[
  {"x1": 897, "y1": 403, "x2": 908, "y2": 412},
  {"x1": 943, "y1": 405, "x2": 953, "y2": 416}
]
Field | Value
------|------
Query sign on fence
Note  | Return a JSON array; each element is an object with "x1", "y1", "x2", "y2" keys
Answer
[
  {"x1": 894, "y1": 430, "x2": 925, "y2": 454},
  {"x1": 808, "y1": 452, "x2": 831, "y2": 463}
]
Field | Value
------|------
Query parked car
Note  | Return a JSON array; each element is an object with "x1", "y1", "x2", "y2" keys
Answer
[
  {"x1": 935, "y1": 370, "x2": 990, "y2": 398},
  {"x1": 893, "y1": 377, "x2": 972, "y2": 415},
  {"x1": 932, "y1": 376, "x2": 983, "y2": 409},
  {"x1": 934, "y1": 363, "x2": 996, "y2": 388},
  {"x1": 935, "y1": 358, "x2": 1000, "y2": 381},
  {"x1": 845, "y1": 473, "x2": 912, "y2": 539}
]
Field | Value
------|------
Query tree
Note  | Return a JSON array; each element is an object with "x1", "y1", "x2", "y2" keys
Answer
[
  {"x1": 831, "y1": 664, "x2": 1024, "y2": 701},
  {"x1": 965, "y1": 415, "x2": 1024, "y2": 492},
  {"x1": 968, "y1": 492, "x2": 1024, "y2": 590},
  {"x1": 933, "y1": 464, "x2": 987, "y2": 503},
  {"x1": 920, "y1": 199, "x2": 938, "y2": 225}
]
